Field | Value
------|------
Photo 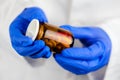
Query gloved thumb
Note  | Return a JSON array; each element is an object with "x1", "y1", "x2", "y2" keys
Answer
[{"x1": 60, "y1": 25, "x2": 97, "y2": 39}]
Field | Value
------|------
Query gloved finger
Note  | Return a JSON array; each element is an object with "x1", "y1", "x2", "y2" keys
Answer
[
  {"x1": 18, "y1": 7, "x2": 48, "y2": 23},
  {"x1": 60, "y1": 25, "x2": 98, "y2": 39},
  {"x1": 30, "y1": 46, "x2": 51, "y2": 58},
  {"x1": 10, "y1": 28, "x2": 33, "y2": 46},
  {"x1": 55, "y1": 57, "x2": 89, "y2": 74},
  {"x1": 61, "y1": 41, "x2": 104, "y2": 60},
  {"x1": 9, "y1": 16, "x2": 30, "y2": 34},
  {"x1": 44, "y1": 52, "x2": 52, "y2": 58},
  {"x1": 54, "y1": 54, "x2": 100, "y2": 73},
  {"x1": 14, "y1": 40, "x2": 45, "y2": 56},
  {"x1": 56, "y1": 60, "x2": 89, "y2": 75},
  {"x1": 9, "y1": 7, "x2": 48, "y2": 34}
]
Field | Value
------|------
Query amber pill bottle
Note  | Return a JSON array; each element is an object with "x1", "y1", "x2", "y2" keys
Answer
[{"x1": 26, "y1": 19, "x2": 74, "y2": 53}]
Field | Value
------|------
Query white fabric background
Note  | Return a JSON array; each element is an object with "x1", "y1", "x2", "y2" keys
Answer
[{"x1": 0, "y1": 0, "x2": 120, "y2": 80}]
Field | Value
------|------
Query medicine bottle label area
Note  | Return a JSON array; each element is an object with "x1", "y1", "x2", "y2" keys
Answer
[{"x1": 44, "y1": 30, "x2": 72, "y2": 47}]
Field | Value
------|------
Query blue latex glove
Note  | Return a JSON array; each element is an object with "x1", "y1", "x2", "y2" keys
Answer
[
  {"x1": 54, "y1": 25, "x2": 111, "y2": 74},
  {"x1": 9, "y1": 7, "x2": 51, "y2": 59}
]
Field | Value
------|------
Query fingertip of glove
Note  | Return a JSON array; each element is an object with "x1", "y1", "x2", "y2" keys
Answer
[
  {"x1": 19, "y1": 37, "x2": 33, "y2": 46},
  {"x1": 38, "y1": 45, "x2": 51, "y2": 58},
  {"x1": 43, "y1": 46, "x2": 51, "y2": 58},
  {"x1": 44, "y1": 52, "x2": 52, "y2": 58},
  {"x1": 34, "y1": 40, "x2": 45, "y2": 47}
]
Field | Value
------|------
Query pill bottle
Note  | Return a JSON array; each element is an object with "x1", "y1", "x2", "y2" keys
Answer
[{"x1": 26, "y1": 19, "x2": 74, "y2": 53}]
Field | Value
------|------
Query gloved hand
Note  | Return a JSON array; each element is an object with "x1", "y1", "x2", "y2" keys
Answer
[
  {"x1": 9, "y1": 7, "x2": 51, "y2": 59},
  {"x1": 54, "y1": 25, "x2": 111, "y2": 74}
]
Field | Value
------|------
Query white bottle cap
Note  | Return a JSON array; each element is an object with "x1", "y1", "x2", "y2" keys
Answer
[{"x1": 25, "y1": 19, "x2": 39, "y2": 41}]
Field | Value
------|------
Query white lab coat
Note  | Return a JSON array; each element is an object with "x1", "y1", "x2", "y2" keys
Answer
[{"x1": 0, "y1": 0, "x2": 120, "y2": 80}]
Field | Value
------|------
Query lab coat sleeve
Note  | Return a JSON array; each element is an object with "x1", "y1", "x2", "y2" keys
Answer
[{"x1": 98, "y1": 18, "x2": 120, "y2": 80}]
